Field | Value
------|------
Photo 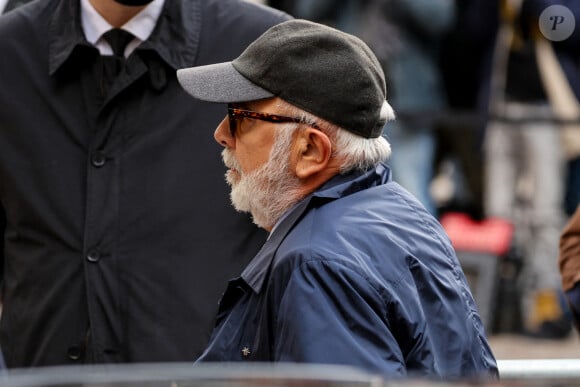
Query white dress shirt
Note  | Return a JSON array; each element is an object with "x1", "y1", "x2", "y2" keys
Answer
[
  {"x1": 80, "y1": 0, "x2": 165, "y2": 58},
  {"x1": 0, "y1": 0, "x2": 10, "y2": 14}
]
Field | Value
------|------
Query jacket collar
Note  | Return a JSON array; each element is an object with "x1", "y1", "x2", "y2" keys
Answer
[
  {"x1": 241, "y1": 162, "x2": 392, "y2": 293},
  {"x1": 49, "y1": 0, "x2": 201, "y2": 75}
]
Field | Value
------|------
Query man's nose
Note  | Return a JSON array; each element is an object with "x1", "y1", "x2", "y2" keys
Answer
[{"x1": 214, "y1": 117, "x2": 234, "y2": 148}]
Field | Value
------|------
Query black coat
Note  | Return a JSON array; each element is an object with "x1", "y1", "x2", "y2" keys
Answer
[{"x1": 0, "y1": 0, "x2": 289, "y2": 367}]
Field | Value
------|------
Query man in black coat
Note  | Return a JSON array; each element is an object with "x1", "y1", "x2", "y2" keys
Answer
[{"x1": 0, "y1": 0, "x2": 289, "y2": 367}]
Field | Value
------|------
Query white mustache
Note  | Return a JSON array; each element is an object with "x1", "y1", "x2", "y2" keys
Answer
[{"x1": 221, "y1": 149, "x2": 242, "y2": 172}]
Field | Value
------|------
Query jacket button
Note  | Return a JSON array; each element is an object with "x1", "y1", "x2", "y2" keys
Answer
[
  {"x1": 87, "y1": 250, "x2": 101, "y2": 263},
  {"x1": 91, "y1": 151, "x2": 106, "y2": 167},
  {"x1": 67, "y1": 345, "x2": 82, "y2": 361}
]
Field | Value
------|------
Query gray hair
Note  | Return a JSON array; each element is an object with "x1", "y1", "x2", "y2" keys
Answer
[{"x1": 275, "y1": 100, "x2": 392, "y2": 173}]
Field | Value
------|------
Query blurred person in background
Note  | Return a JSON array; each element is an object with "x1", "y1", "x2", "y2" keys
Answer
[
  {"x1": 435, "y1": 0, "x2": 492, "y2": 219},
  {"x1": 471, "y1": 0, "x2": 580, "y2": 339},
  {"x1": 0, "y1": 0, "x2": 288, "y2": 367},
  {"x1": 366, "y1": 0, "x2": 456, "y2": 217}
]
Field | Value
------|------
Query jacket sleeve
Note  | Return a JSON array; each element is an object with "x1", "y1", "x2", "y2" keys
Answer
[
  {"x1": 559, "y1": 205, "x2": 580, "y2": 291},
  {"x1": 269, "y1": 258, "x2": 410, "y2": 377}
]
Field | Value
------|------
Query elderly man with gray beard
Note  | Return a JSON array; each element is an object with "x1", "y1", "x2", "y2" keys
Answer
[{"x1": 177, "y1": 19, "x2": 498, "y2": 379}]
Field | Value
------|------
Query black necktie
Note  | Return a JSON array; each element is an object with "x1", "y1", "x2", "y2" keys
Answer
[
  {"x1": 103, "y1": 28, "x2": 134, "y2": 58},
  {"x1": 100, "y1": 29, "x2": 134, "y2": 94}
]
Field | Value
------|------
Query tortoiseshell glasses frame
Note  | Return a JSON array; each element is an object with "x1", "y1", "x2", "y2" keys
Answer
[{"x1": 227, "y1": 104, "x2": 320, "y2": 136}]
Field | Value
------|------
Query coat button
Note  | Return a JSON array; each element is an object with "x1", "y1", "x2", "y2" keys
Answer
[
  {"x1": 67, "y1": 345, "x2": 82, "y2": 361},
  {"x1": 87, "y1": 250, "x2": 101, "y2": 263},
  {"x1": 91, "y1": 151, "x2": 106, "y2": 167}
]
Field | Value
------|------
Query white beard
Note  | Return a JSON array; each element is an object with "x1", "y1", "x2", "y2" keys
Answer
[{"x1": 221, "y1": 130, "x2": 302, "y2": 230}]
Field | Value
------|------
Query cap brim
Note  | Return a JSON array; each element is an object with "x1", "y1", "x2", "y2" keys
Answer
[{"x1": 177, "y1": 62, "x2": 274, "y2": 103}]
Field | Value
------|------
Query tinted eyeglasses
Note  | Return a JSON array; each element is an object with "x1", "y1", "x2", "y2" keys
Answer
[{"x1": 227, "y1": 104, "x2": 320, "y2": 136}]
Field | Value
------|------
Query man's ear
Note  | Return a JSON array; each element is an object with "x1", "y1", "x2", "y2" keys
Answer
[{"x1": 293, "y1": 128, "x2": 333, "y2": 179}]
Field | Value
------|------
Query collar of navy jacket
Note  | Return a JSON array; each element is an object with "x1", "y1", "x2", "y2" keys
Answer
[{"x1": 240, "y1": 162, "x2": 392, "y2": 294}]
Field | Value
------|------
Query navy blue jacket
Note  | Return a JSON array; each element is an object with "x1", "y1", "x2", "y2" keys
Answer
[{"x1": 198, "y1": 164, "x2": 498, "y2": 379}]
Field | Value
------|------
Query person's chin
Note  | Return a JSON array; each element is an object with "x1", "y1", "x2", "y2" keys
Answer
[
  {"x1": 230, "y1": 189, "x2": 250, "y2": 213},
  {"x1": 231, "y1": 201, "x2": 252, "y2": 216}
]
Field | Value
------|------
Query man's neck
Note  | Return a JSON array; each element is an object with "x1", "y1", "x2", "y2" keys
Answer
[{"x1": 88, "y1": 0, "x2": 146, "y2": 27}]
